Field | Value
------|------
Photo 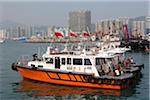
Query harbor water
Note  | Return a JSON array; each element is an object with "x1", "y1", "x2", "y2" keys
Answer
[{"x1": 0, "y1": 40, "x2": 149, "y2": 100}]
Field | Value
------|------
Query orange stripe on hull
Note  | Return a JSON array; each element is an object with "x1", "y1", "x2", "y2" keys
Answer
[
  {"x1": 58, "y1": 73, "x2": 70, "y2": 80},
  {"x1": 80, "y1": 76, "x2": 86, "y2": 82},
  {"x1": 17, "y1": 67, "x2": 121, "y2": 90},
  {"x1": 74, "y1": 75, "x2": 82, "y2": 81},
  {"x1": 69, "y1": 74, "x2": 76, "y2": 81},
  {"x1": 48, "y1": 72, "x2": 59, "y2": 79}
]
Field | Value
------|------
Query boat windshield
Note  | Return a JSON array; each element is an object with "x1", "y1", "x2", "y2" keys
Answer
[
  {"x1": 105, "y1": 58, "x2": 114, "y2": 68},
  {"x1": 95, "y1": 58, "x2": 106, "y2": 65},
  {"x1": 96, "y1": 58, "x2": 115, "y2": 67}
]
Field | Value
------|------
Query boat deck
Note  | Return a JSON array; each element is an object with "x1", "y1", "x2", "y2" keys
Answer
[
  {"x1": 124, "y1": 67, "x2": 139, "y2": 73},
  {"x1": 99, "y1": 73, "x2": 133, "y2": 80}
]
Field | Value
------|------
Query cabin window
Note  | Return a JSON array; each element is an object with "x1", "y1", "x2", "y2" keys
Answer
[
  {"x1": 46, "y1": 58, "x2": 53, "y2": 64},
  {"x1": 73, "y1": 58, "x2": 82, "y2": 65},
  {"x1": 31, "y1": 64, "x2": 35, "y2": 67},
  {"x1": 108, "y1": 45, "x2": 110, "y2": 49},
  {"x1": 61, "y1": 58, "x2": 66, "y2": 65},
  {"x1": 84, "y1": 59, "x2": 92, "y2": 65},
  {"x1": 96, "y1": 58, "x2": 101, "y2": 65},
  {"x1": 38, "y1": 65, "x2": 43, "y2": 68},
  {"x1": 67, "y1": 58, "x2": 71, "y2": 65},
  {"x1": 45, "y1": 58, "x2": 48, "y2": 61}
]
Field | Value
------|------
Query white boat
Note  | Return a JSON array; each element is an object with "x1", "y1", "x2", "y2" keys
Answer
[
  {"x1": 0, "y1": 39, "x2": 5, "y2": 43},
  {"x1": 12, "y1": 37, "x2": 27, "y2": 41}
]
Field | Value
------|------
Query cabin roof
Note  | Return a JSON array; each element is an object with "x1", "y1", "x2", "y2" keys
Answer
[{"x1": 42, "y1": 52, "x2": 116, "y2": 58}]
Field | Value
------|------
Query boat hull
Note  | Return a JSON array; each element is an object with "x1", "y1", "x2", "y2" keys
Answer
[
  {"x1": 17, "y1": 78, "x2": 136, "y2": 97},
  {"x1": 16, "y1": 66, "x2": 133, "y2": 90}
]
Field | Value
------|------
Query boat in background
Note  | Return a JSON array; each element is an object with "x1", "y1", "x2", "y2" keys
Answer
[
  {"x1": 0, "y1": 38, "x2": 5, "y2": 43},
  {"x1": 12, "y1": 36, "x2": 27, "y2": 42}
]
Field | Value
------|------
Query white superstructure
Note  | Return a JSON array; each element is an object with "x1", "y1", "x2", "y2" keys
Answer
[{"x1": 26, "y1": 41, "x2": 130, "y2": 78}]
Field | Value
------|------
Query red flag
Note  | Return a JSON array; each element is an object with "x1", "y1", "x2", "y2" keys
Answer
[
  {"x1": 83, "y1": 32, "x2": 90, "y2": 37},
  {"x1": 69, "y1": 32, "x2": 77, "y2": 37},
  {"x1": 54, "y1": 32, "x2": 64, "y2": 37}
]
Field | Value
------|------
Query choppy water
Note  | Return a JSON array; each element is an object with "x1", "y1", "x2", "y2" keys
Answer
[{"x1": 0, "y1": 40, "x2": 149, "y2": 100}]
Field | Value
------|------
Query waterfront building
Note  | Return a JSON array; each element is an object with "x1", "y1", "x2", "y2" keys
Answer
[
  {"x1": 9, "y1": 26, "x2": 18, "y2": 39},
  {"x1": 132, "y1": 20, "x2": 145, "y2": 38},
  {"x1": 68, "y1": 10, "x2": 91, "y2": 32},
  {"x1": 48, "y1": 27, "x2": 53, "y2": 37},
  {"x1": 32, "y1": 26, "x2": 48, "y2": 37},
  {"x1": 145, "y1": 16, "x2": 150, "y2": 34},
  {"x1": 0, "y1": 29, "x2": 6, "y2": 39},
  {"x1": 96, "y1": 17, "x2": 134, "y2": 40},
  {"x1": 95, "y1": 20, "x2": 102, "y2": 33},
  {"x1": 90, "y1": 23, "x2": 96, "y2": 33},
  {"x1": 17, "y1": 26, "x2": 27, "y2": 38},
  {"x1": 29, "y1": 26, "x2": 34, "y2": 37}
]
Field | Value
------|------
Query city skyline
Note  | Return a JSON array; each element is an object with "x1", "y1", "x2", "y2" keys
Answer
[{"x1": 0, "y1": 1, "x2": 149, "y2": 26}]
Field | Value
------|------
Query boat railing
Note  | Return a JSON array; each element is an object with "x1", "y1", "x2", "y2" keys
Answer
[{"x1": 17, "y1": 55, "x2": 31, "y2": 66}]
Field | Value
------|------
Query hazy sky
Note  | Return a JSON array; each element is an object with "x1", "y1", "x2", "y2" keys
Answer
[{"x1": 0, "y1": 1, "x2": 149, "y2": 26}]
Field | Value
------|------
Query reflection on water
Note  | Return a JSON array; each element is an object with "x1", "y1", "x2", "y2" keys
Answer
[{"x1": 15, "y1": 78, "x2": 137, "y2": 99}]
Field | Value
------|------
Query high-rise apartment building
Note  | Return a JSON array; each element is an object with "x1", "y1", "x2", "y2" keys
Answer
[
  {"x1": 17, "y1": 26, "x2": 26, "y2": 37},
  {"x1": 0, "y1": 29, "x2": 6, "y2": 39},
  {"x1": 132, "y1": 21, "x2": 145, "y2": 38},
  {"x1": 68, "y1": 10, "x2": 91, "y2": 32},
  {"x1": 145, "y1": 16, "x2": 150, "y2": 34}
]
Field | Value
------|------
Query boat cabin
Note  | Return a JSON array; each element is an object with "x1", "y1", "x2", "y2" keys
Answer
[{"x1": 27, "y1": 47, "x2": 121, "y2": 78}]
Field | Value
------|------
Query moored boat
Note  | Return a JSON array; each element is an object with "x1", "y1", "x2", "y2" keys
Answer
[
  {"x1": 0, "y1": 39, "x2": 5, "y2": 43},
  {"x1": 12, "y1": 43, "x2": 144, "y2": 90}
]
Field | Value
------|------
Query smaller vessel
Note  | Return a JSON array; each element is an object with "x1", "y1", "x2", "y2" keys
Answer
[
  {"x1": 12, "y1": 36, "x2": 27, "y2": 42},
  {"x1": 0, "y1": 39, "x2": 5, "y2": 43}
]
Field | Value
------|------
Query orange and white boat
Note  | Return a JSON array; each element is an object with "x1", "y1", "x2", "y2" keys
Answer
[{"x1": 12, "y1": 43, "x2": 143, "y2": 90}]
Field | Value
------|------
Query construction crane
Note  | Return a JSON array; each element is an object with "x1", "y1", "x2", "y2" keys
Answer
[{"x1": 122, "y1": 24, "x2": 129, "y2": 42}]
